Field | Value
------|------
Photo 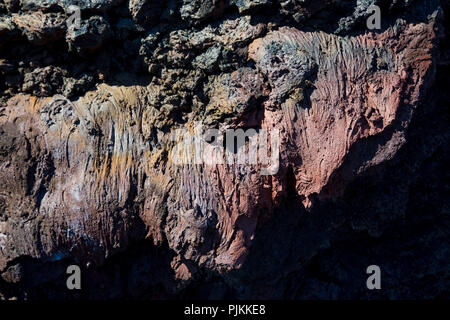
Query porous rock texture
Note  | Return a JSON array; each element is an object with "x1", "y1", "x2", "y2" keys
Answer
[{"x1": 0, "y1": 0, "x2": 449, "y2": 299}]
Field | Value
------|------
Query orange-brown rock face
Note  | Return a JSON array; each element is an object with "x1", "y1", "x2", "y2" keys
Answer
[
  {"x1": 0, "y1": 19, "x2": 438, "y2": 273},
  {"x1": 248, "y1": 22, "x2": 436, "y2": 206},
  {"x1": 0, "y1": 0, "x2": 448, "y2": 300}
]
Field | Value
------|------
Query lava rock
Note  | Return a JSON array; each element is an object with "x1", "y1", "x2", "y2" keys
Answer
[
  {"x1": 22, "y1": 65, "x2": 66, "y2": 96},
  {"x1": 12, "y1": 11, "x2": 66, "y2": 45},
  {"x1": 180, "y1": 0, "x2": 225, "y2": 24},
  {"x1": 20, "y1": 0, "x2": 125, "y2": 12},
  {"x1": 129, "y1": 0, "x2": 164, "y2": 26},
  {"x1": 231, "y1": 0, "x2": 271, "y2": 13},
  {"x1": 66, "y1": 15, "x2": 112, "y2": 55}
]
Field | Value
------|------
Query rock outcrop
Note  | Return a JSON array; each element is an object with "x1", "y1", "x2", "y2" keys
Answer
[{"x1": 0, "y1": 0, "x2": 448, "y2": 300}]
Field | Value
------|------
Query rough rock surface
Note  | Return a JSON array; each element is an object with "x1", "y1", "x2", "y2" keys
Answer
[{"x1": 0, "y1": 0, "x2": 449, "y2": 300}]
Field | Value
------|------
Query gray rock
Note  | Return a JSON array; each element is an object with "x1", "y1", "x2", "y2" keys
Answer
[
  {"x1": 180, "y1": 0, "x2": 225, "y2": 24},
  {"x1": 336, "y1": 0, "x2": 380, "y2": 33},
  {"x1": 20, "y1": 0, "x2": 125, "y2": 12},
  {"x1": 192, "y1": 45, "x2": 222, "y2": 72},
  {"x1": 231, "y1": 0, "x2": 271, "y2": 13},
  {"x1": 253, "y1": 37, "x2": 317, "y2": 104},
  {"x1": 66, "y1": 15, "x2": 112, "y2": 55}
]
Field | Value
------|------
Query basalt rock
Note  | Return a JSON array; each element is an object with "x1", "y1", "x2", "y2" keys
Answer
[
  {"x1": 0, "y1": 0, "x2": 448, "y2": 300},
  {"x1": 12, "y1": 11, "x2": 66, "y2": 45},
  {"x1": 20, "y1": 0, "x2": 125, "y2": 12},
  {"x1": 231, "y1": 0, "x2": 272, "y2": 13},
  {"x1": 180, "y1": 0, "x2": 226, "y2": 24},
  {"x1": 66, "y1": 15, "x2": 112, "y2": 54}
]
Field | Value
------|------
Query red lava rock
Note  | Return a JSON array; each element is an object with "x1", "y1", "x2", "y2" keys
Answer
[{"x1": 0, "y1": 19, "x2": 438, "y2": 277}]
